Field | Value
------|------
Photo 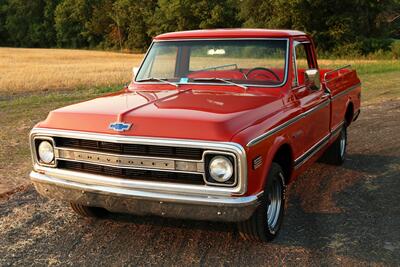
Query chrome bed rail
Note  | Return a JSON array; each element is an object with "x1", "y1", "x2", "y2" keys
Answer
[{"x1": 323, "y1": 64, "x2": 352, "y2": 83}]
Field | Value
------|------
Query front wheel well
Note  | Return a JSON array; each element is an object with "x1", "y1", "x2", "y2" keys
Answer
[{"x1": 271, "y1": 144, "x2": 293, "y2": 184}]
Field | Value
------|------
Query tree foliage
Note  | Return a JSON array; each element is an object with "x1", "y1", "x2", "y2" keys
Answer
[
  {"x1": 2, "y1": 0, "x2": 59, "y2": 47},
  {"x1": 0, "y1": 0, "x2": 398, "y2": 55},
  {"x1": 147, "y1": 0, "x2": 241, "y2": 37}
]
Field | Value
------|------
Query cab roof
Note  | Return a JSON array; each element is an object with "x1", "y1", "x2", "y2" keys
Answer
[{"x1": 154, "y1": 29, "x2": 306, "y2": 40}]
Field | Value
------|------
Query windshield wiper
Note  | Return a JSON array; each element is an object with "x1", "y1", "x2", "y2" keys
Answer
[
  {"x1": 136, "y1": 77, "x2": 179, "y2": 88},
  {"x1": 192, "y1": 77, "x2": 247, "y2": 91}
]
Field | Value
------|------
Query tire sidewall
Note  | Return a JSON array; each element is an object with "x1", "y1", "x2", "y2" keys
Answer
[
  {"x1": 339, "y1": 125, "x2": 347, "y2": 162},
  {"x1": 263, "y1": 163, "x2": 286, "y2": 238}
]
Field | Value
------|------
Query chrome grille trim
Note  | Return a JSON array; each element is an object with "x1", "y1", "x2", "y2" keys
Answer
[
  {"x1": 252, "y1": 156, "x2": 263, "y2": 170},
  {"x1": 30, "y1": 128, "x2": 248, "y2": 195},
  {"x1": 56, "y1": 147, "x2": 202, "y2": 173},
  {"x1": 55, "y1": 137, "x2": 204, "y2": 160}
]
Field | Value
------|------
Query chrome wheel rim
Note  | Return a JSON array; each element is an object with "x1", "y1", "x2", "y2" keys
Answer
[
  {"x1": 340, "y1": 130, "x2": 346, "y2": 158},
  {"x1": 266, "y1": 179, "x2": 282, "y2": 231}
]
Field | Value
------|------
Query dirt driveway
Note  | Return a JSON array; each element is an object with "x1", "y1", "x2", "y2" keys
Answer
[{"x1": 0, "y1": 100, "x2": 399, "y2": 266}]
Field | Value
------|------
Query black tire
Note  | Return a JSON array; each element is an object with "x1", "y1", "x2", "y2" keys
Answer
[
  {"x1": 238, "y1": 163, "x2": 286, "y2": 242},
  {"x1": 321, "y1": 125, "x2": 347, "y2": 165},
  {"x1": 70, "y1": 202, "x2": 108, "y2": 218}
]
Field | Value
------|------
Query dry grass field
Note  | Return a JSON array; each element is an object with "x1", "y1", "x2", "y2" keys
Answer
[
  {"x1": 0, "y1": 47, "x2": 398, "y2": 95},
  {"x1": 0, "y1": 48, "x2": 143, "y2": 93}
]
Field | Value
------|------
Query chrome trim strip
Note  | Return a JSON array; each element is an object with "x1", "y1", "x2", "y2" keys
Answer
[
  {"x1": 331, "y1": 83, "x2": 361, "y2": 100},
  {"x1": 57, "y1": 146, "x2": 203, "y2": 163},
  {"x1": 31, "y1": 171, "x2": 262, "y2": 205},
  {"x1": 154, "y1": 38, "x2": 289, "y2": 42},
  {"x1": 32, "y1": 164, "x2": 238, "y2": 197},
  {"x1": 293, "y1": 120, "x2": 344, "y2": 169},
  {"x1": 294, "y1": 133, "x2": 330, "y2": 169},
  {"x1": 331, "y1": 121, "x2": 344, "y2": 136},
  {"x1": 58, "y1": 148, "x2": 171, "y2": 168},
  {"x1": 292, "y1": 40, "x2": 300, "y2": 87},
  {"x1": 252, "y1": 156, "x2": 263, "y2": 170},
  {"x1": 323, "y1": 65, "x2": 351, "y2": 82},
  {"x1": 133, "y1": 38, "x2": 290, "y2": 89},
  {"x1": 247, "y1": 99, "x2": 330, "y2": 147},
  {"x1": 56, "y1": 147, "x2": 201, "y2": 172},
  {"x1": 247, "y1": 82, "x2": 360, "y2": 148},
  {"x1": 56, "y1": 148, "x2": 237, "y2": 187},
  {"x1": 30, "y1": 128, "x2": 247, "y2": 195},
  {"x1": 32, "y1": 136, "x2": 57, "y2": 167},
  {"x1": 202, "y1": 151, "x2": 238, "y2": 187}
]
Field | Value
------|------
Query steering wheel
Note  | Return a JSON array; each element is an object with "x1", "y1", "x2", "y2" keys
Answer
[{"x1": 245, "y1": 67, "x2": 280, "y2": 81}]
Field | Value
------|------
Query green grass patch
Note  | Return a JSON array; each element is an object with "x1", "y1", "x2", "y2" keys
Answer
[{"x1": 318, "y1": 59, "x2": 400, "y2": 75}]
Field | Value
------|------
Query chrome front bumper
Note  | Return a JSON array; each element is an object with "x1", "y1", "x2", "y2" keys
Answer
[{"x1": 30, "y1": 169, "x2": 261, "y2": 222}]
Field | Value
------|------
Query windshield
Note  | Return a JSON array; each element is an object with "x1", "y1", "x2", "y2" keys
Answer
[{"x1": 136, "y1": 39, "x2": 288, "y2": 87}]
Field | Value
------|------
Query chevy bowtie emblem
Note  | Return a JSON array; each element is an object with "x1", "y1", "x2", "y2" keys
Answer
[{"x1": 109, "y1": 122, "x2": 132, "y2": 132}]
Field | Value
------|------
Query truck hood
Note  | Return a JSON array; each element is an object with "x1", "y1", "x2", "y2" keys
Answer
[{"x1": 39, "y1": 89, "x2": 282, "y2": 141}]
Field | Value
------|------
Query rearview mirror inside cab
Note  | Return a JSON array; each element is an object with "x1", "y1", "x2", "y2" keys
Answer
[{"x1": 304, "y1": 69, "x2": 321, "y2": 90}]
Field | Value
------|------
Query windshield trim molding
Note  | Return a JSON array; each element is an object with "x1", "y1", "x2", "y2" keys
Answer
[{"x1": 134, "y1": 38, "x2": 290, "y2": 89}]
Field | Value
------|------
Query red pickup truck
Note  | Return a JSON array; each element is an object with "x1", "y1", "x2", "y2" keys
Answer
[{"x1": 30, "y1": 29, "x2": 361, "y2": 241}]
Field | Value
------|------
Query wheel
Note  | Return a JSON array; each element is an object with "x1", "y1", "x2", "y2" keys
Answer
[
  {"x1": 70, "y1": 202, "x2": 108, "y2": 218},
  {"x1": 321, "y1": 125, "x2": 347, "y2": 165},
  {"x1": 238, "y1": 163, "x2": 286, "y2": 241}
]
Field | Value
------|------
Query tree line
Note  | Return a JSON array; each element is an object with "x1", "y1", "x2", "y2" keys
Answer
[{"x1": 0, "y1": 0, "x2": 399, "y2": 55}]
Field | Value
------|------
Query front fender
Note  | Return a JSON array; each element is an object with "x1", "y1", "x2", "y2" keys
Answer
[
  {"x1": 257, "y1": 134, "x2": 293, "y2": 190},
  {"x1": 233, "y1": 131, "x2": 293, "y2": 196}
]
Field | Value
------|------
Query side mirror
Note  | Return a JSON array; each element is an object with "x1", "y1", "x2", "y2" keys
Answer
[
  {"x1": 132, "y1": 67, "x2": 139, "y2": 79},
  {"x1": 304, "y1": 69, "x2": 321, "y2": 90}
]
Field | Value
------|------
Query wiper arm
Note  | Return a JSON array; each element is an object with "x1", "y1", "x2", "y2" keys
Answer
[
  {"x1": 136, "y1": 77, "x2": 179, "y2": 88},
  {"x1": 192, "y1": 77, "x2": 247, "y2": 91}
]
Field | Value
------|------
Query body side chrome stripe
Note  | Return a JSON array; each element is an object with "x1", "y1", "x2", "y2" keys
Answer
[
  {"x1": 331, "y1": 121, "x2": 345, "y2": 136},
  {"x1": 247, "y1": 99, "x2": 330, "y2": 147},
  {"x1": 293, "y1": 120, "x2": 344, "y2": 169},
  {"x1": 331, "y1": 83, "x2": 361, "y2": 100},
  {"x1": 247, "y1": 82, "x2": 360, "y2": 148},
  {"x1": 294, "y1": 133, "x2": 330, "y2": 169}
]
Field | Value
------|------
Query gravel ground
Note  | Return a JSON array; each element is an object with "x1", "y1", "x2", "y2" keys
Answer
[{"x1": 0, "y1": 100, "x2": 399, "y2": 266}]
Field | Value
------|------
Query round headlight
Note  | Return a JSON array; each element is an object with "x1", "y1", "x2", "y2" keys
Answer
[
  {"x1": 208, "y1": 156, "x2": 234, "y2": 183},
  {"x1": 38, "y1": 141, "x2": 54, "y2": 164}
]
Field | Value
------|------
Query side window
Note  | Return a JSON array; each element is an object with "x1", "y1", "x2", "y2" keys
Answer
[{"x1": 292, "y1": 43, "x2": 312, "y2": 86}]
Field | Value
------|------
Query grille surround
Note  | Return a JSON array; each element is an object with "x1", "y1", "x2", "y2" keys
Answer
[
  {"x1": 30, "y1": 129, "x2": 247, "y2": 195},
  {"x1": 34, "y1": 137, "x2": 238, "y2": 187}
]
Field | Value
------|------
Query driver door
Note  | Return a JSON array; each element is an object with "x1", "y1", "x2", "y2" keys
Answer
[{"x1": 291, "y1": 41, "x2": 330, "y2": 167}]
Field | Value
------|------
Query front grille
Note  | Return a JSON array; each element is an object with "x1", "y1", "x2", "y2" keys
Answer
[
  {"x1": 58, "y1": 160, "x2": 205, "y2": 185},
  {"x1": 54, "y1": 137, "x2": 203, "y2": 160}
]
